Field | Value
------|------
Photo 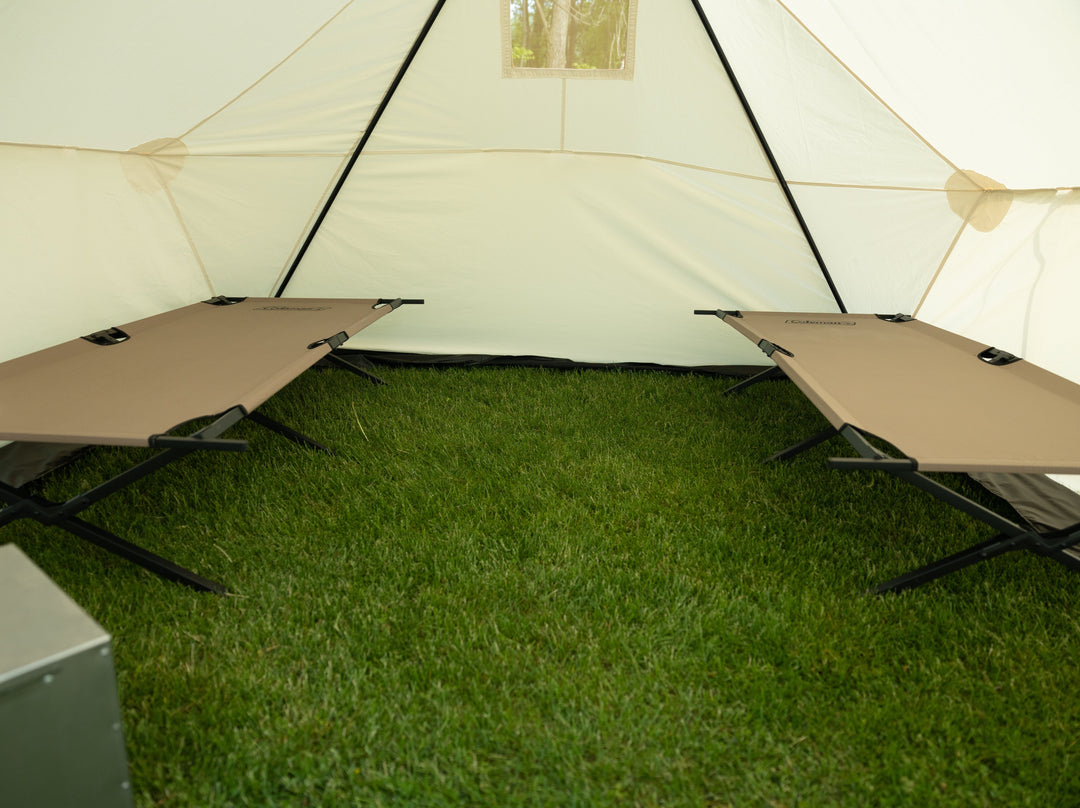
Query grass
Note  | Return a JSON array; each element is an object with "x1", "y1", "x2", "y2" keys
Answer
[{"x1": 6, "y1": 364, "x2": 1080, "y2": 807}]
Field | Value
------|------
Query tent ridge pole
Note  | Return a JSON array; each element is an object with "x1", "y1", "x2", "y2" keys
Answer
[
  {"x1": 688, "y1": 0, "x2": 847, "y2": 314},
  {"x1": 275, "y1": 0, "x2": 449, "y2": 298}
]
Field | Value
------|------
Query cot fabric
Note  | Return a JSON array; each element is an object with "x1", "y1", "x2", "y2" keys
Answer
[
  {"x1": 722, "y1": 312, "x2": 1080, "y2": 474},
  {"x1": 0, "y1": 298, "x2": 393, "y2": 447}
]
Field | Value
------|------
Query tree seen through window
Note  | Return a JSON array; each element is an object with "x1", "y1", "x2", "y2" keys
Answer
[{"x1": 509, "y1": 0, "x2": 632, "y2": 71}]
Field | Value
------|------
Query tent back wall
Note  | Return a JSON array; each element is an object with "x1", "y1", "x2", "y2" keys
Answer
[{"x1": 282, "y1": 0, "x2": 840, "y2": 366}]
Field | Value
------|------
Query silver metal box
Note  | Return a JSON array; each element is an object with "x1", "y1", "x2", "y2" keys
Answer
[{"x1": 0, "y1": 544, "x2": 134, "y2": 808}]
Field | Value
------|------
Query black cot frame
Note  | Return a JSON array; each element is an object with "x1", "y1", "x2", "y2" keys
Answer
[
  {"x1": 762, "y1": 418, "x2": 1080, "y2": 594},
  {"x1": 0, "y1": 402, "x2": 349, "y2": 594},
  {"x1": 0, "y1": 297, "x2": 422, "y2": 593},
  {"x1": 0, "y1": 407, "x2": 248, "y2": 594},
  {"x1": 696, "y1": 308, "x2": 1080, "y2": 594}
]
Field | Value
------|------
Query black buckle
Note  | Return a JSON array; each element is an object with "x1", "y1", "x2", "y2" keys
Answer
[
  {"x1": 757, "y1": 339, "x2": 793, "y2": 358},
  {"x1": 978, "y1": 347, "x2": 1020, "y2": 366},
  {"x1": 203, "y1": 296, "x2": 247, "y2": 306},
  {"x1": 308, "y1": 331, "x2": 349, "y2": 350},
  {"x1": 81, "y1": 327, "x2": 130, "y2": 346}
]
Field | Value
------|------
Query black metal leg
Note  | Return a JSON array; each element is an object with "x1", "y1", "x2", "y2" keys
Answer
[
  {"x1": 766, "y1": 427, "x2": 838, "y2": 463},
  {"x1": 246, "y1": 410, "x2": 333, "y2": 454},
  {"x1": 831, "y1": 425, "x2": 1080, "y2": 593},
  {"x1": 59, "y1": 514, "x2": 226, "y2": 593},
  {"x1": 836, "y1": 426, "x2": 1026, "y2": 535},
  {"x1": 1045, "y1": 546, "x2": 1080, "y2": 573},
  {"x1": 870, "y1": 531, "x2": 1032, "y2": 594},
  {"x1": 723, "y1": 365, "x2": 785, "y2": 397},
  {"x1": 324, "y1": 351, "x2": 387, "y2": 385},
  {"x1": 0, "y1": 494, "x2": 33, "y2": 527},
  {"x1": 0, "y1": 484, "x2": 227, "y2": 593},
  {"x1": 0, "y1": 402, "x2": 340, "y2": 591},
  {"x1": 0, "y1": 410, "x2": 251, "y2": 593}
]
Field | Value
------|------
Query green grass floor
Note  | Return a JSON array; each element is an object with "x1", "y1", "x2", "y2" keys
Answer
[{"x1": 7, "y1": 365, "x2": 1080, "y2": 806}]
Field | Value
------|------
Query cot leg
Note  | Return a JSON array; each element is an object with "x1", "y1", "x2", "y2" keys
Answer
[
  {"x1": 246, "y1": 411, "x2": 333, "y2": 453},
  {"x1": 870, "y1": 532, "x2": 1031, "y2": 594},
  {"x1": 0, "y1": 411, "x2": 247, "y2": 593},
  {"x1": 833, "y1": 426, "x2": 1080, "y2": 593},
  {"x1": 723, "y1": 365, "x2": 785, "y2": 397},
  {"x1": 871, "y1": 525, "x2": 1080, "y2": 594},
  {"x1": 765, "y1": 427, "x2": 838, "y2": 463},
  {"x1": 324, "y1": 351, "x2": 387, "y2": 385},
  {"x1": 0, "y1": 496, "x2": 32, "y2": 527},
  {"x1": 0, "y1": 486, "x2": 226, "y2": 593},
  {"x1": 57, "y1": 514, "x2": 227, "y2": 593}
]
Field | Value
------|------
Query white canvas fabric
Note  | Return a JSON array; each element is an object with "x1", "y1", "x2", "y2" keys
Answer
[
  {"x1": 6, "y1": 0, "x2": 1077, "y2": 369},
  {"x1": 0, "y1": 0, "x2": 434, "y2": 361},
  {"x1": 285, "y1": 0, "x2": 837, "y2": 366}
]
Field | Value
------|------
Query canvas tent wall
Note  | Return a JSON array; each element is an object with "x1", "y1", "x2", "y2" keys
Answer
[{"x1": 2, "y1": 1, "x2": 1079, "y2": 515}]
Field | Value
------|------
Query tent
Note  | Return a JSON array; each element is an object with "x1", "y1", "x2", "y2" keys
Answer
[{"x1": 2, "y1": 0, "x2": 1079, "y2": 523}]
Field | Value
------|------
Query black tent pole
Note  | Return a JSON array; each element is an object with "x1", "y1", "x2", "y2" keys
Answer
[
  {"x1": 278, "y1": 0, "x2": 846, "y2": 313},
  {"x1": 275, "y1": 0, "x2": 449, "y2": 298},
  {"x1": 689, "y1": 0, "x2": 847, "y2": 314}
]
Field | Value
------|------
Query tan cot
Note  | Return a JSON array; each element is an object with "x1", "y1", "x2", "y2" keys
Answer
[
  {"x1": 0, "y1": 297, "x2": 404, "y2": 447},
  {"x1": 697, "y1": 309, "x2": 1080, "y2": 592},
  {"x1": 0, "y1": 296, "x2": 421, "y2": 593},
  {"x1": 718, "y1": 311, "x2": 1080, "y2": 474}
]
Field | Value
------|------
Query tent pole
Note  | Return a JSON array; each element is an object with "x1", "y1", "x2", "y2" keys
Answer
[
  {"x1": 688, "y1": 0, "x2": 847, "y2": 314},
  {"x1": 275, "y1": 0, "x2": 449, "y2": 298}
]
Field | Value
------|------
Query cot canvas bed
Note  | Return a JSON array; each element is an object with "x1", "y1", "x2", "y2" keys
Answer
[
  {"x1": 0, "y1": 296, "x2": 422, "y2": 593},
  {"x1": 694, "y1": 309, "x2": 1080, "y2": 593}
]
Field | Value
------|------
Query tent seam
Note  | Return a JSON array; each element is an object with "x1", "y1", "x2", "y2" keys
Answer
[
  {"x1": 177, "y1": 1, "x2": 357, "y2": 142},
  {"x1": 150, "y1": 160, "x2": 216, "y2": 297},
  {"x1": 365, "y1": 145, "x2": 776, "y2": 181},
  {"x1": 1, "y1": 141, "x2": 1074, "y2": 195},
  {"x1": 560, "y1": 79, "x2": 567, "y2": 150},
  {"x1": 356, "y1": 146, "x2": 975, "y2": 193},
  {"x1": 268, "y1": 149, "x2": 358, "y2": 296},
  {"x1": 912, "y1": 217, "x2": 971, "y2": 318},
  {"x1": 772, "y1": 0, "x2": 961, "y2": 176},
  {"x1": 0, "y1": 142, "x2": 348, "y2": 159}
]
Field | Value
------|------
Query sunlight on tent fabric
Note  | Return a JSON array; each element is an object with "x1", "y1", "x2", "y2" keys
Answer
[
  {"x1": 701, "y1": 0, "x2": 1080, "y2": 320},
  {"x1": 765, "y1": 0, "x2": 1080, "y2": 189},
  {"x1": 918, "y1": 190, "x2": 1080, "y2": 381},
  {"x1": 0, "y1": 0, "x2": 353, "y2": 151}
]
